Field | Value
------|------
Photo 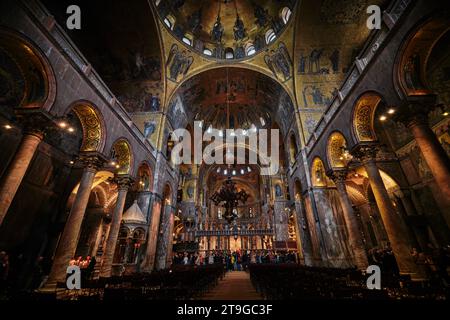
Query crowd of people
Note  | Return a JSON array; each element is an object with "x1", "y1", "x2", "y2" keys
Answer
[
  {"x1": 368, "y1": 244, "x2": 450, "y2": 286},
  {"x1": 69, "y1": 256, "x2": 97, "y2": 281},
  {"x1": 172, "y1": 250, "x2": 299, "y2": 271}
]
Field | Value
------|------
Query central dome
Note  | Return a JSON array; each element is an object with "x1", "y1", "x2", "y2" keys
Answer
[{"x1": 155, "y1": 0, "x2": 296, "y2": 60}]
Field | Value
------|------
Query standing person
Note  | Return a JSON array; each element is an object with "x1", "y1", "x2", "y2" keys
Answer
[
  {"x1": 0, "y1": 251, "x2": 9, "y2": 294},
  {"x1": 208, "y1": 252, "x2": 214, "y2": 265}
]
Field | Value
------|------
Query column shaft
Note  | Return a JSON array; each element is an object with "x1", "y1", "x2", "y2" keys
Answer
[
  {"x1": 141, "y1": 197, "x2": 161, "y2": 272},
  {"x1": 0, "y1": 132, "x2": 43, "y2": 225},
  {"x1": 100, "y1": 182, "x2": 129, "y2": 277},
  {"x1": 408, "y1": 118, "x2": 450, "y2": 203},
  {"x1": 46, "y1": 166, "x2": 97, "y2": 286},
  {"x1": 363, "y1": 158, "x2": 423, "y2": 278},
  {"x1": 334, "y1": 177, "x2": 369, "y2": 269}
]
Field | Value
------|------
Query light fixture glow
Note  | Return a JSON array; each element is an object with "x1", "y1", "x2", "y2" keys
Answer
[
  {"x1": 68, "y1": 127, "x2": 75, "y2": 132},
  {"x1": 58, "y1": 121, "x2": 68, "y2": 128},
  {"x1": 379, "y1": 115, "x2": 387, "y2": 121},
  {"x1": 4, "y1": 124, "x2": 12, "y2": 130},
  {"x1": 387, "y1": 108, "x2": 395, "y2": 114}
]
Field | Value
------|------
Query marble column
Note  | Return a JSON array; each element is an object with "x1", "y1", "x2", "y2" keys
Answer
[
  {"x1": 100, "y1": 175, "x2": 133, "y2": 277},
  {"x1": 352, "y1": 145, "x2": 424, "y2": 279},
  {"x1": 329, "y1": 170, "x2": 369, "y2": 270},
  {"x1": 406, "y1": 112, "x2": 450, "y2": 205},
  {"x1": 165, "y1": 210, "x2": 175, "y2": 267},
  {"x1": 155, "y1": 204, "x2": 174, "y2": 270},
  {"x1": 45, "y1": 153, "x2": 105, "y2": 287},
  {"x1": 141, "y1": 194, "x2": 161, "y2": 272},
  {"x1": 294, "y1": 200, "x2": 314, "y2": 265},
  {"x1": 0, "y1": 129, "x2": 44, "y2": 226},
  {"x1": 273, "y1": 200, "x2": 289, "y2": 242}
]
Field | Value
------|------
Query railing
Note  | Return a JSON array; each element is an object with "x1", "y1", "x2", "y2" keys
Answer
[
  {"x1": 195, "y1": 229, "x2": 273, "y2": 237},
  {"x1": 304, "y1": 0, "x2": 412, "y2": 153},
  {"x1": 21, "y1": 0, "x2": 156, "y2": 154}
]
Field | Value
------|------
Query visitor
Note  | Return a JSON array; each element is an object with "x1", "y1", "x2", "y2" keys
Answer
[{"x1": 0, "y1": 251, "x2": 9, "y2": 293}]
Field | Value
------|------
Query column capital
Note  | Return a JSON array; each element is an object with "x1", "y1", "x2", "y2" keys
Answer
[
  {"x1": 15, "y1": 108, "x2": 54, "y2": 139},
  {"x1": 114, "y1": 174, "x2": 134, "y2": 191},
  {"x1": 350, "y1": 143, "x2": 379, "y2": 163},
  {"x1": 327, "y1": 169, "x2": 348, "y2": 184},
  {"x1": 395, "y1": 94, "x2": 437, "y2": 127},
  {"x1": 77, "y1": 151, "x2": 108, "y2": 171}
]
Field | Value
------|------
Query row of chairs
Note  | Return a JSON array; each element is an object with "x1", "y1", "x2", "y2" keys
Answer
[
  {"x1": 249, "y1": 264, "x2": 388, "y2": 300},
  {"x1": 22, "y1": 265, "x2": 225, "y2": 301}
]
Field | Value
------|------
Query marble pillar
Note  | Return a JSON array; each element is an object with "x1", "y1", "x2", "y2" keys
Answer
[
  {"x1": 0, "y1": 130, "x2": 43, "y2": 226},
  {"x1": 329, "y1": 170, "x2": 369, "y2": 270},
  {"x1": 352, "y1": 145, "x2": 424, "y2": 279},
  {"x1": 155, "y1": 204, "x2": 173, "y2": 270},
  {"x1": 294, "y1": 200, "x2": 314, "y2": 265},
  {"x1": 141, "y1": 194, "x2": 161, "y2": 272},
  {"x1": 273, "y1": 200, "x2": 289, "y2": 242},
  {"x1": 45, "y1": 153, "x2": 105, "y2": 287},
  {"x1": 407, "y1": 113, "x2": 450, "y2": 208},
  {"x1": 100, "y1": 175, "x2": 133, "y2": 277}
]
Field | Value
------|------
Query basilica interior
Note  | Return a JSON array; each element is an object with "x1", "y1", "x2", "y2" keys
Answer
[{"x1": 0, "y1": 0, "x2": 449, "y2": 301}]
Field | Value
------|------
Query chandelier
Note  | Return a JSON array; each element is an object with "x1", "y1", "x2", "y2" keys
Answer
[{"x1": 210, "y1": 176, "x2": 249, "y2": 224}]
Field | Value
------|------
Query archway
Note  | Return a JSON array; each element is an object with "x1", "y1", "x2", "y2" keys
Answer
[
  {"x1": 110, "y1": 139, "x2": 133, "y2": 175},
  {"x1": 289, "y1": 133, "x2": 299, "y2": 165},
  {"x1": 69, "y1": 102, "x2": 106, "y2": 153},
  {"x1": 396, "y1": 12, "x2": 450, "y2": 97},
  {"x1": 352, "y1": 93, "x2": 384, "y2": 143},
  {"x1": 327, "y1": 131, "x2": 349, "y2": 169},
  {"x1": 0, "y1": 28, "x2": 56, "y2": 111}
]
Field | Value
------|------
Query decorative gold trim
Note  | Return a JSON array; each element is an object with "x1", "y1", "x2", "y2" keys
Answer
[{"x1": 73, "y1": 104, "x2": 103, "y2": 152}]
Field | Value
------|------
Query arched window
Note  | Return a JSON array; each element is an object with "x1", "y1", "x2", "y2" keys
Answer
[
  {"x1": 182, "y1": 33, "x2": 193, "y2": 46},
  {"x1": 113, "y1": 227, "x2": 129, "y2": 263},
  {"x1": 127, "y1": 229, "x2": 145, "y2": 264},
  {"x1": 225, "y1": 47, "x2": 234, "y2": 59},
  {"x1": 289, "y1": 134, "x2": 298, "y2": 164},
  {"x1": 245, "y1": 42, "x2": 256, "y2": 56},
  {"x1": 164, "y1": 15, "x2": 176, "y2": 30},
  {"x1": 155, "y1": 0, "x2": 162, "y2": 6},
  {"x1": 265, "y1": 29, "x2": 276, "y2": 44},
  {"x1": 203, "y1": 48, "x2": 213, "y2": 56},
  {"x1": 280, "y1": 7, "x2": 292, "y2": 24}
]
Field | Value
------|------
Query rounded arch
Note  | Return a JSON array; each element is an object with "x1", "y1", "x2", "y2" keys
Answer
[
  {"x1": 293, "y1": 179, "x2": 303, "y2": 201},
  {"x1": 352, "y1": 92, "x2": 384, "y2": 143},
  {"x1": 0, "y1": 27, "x2": 56, "y2": 111},
  {"x1": 327, "y1": 131, "x2": 349, "y2": 169},
  {"x1": 164, "y1": 64, "x2": 296, "y2": 113},
  {"x1": 162, "y1": 182, "x2": 173, "y2": 205},
  {"x1": 289, "y1": 132, "x2": 299, "y2": 165},
  {"x1": 110, "y1": 138, "x2": 133, "y2": 175},
  {"x1": 136, "y1": 161, "x2": 153, "y2": 192},
  {"x1": 395, "y1": 11, "x2": 450, "y2": 97},
  {"x1": 68, "y1": 101, "x2": 106, "y2": 153},
  {"x1": 311, "y1": 156, "x2": 327, "y2": 187}
]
